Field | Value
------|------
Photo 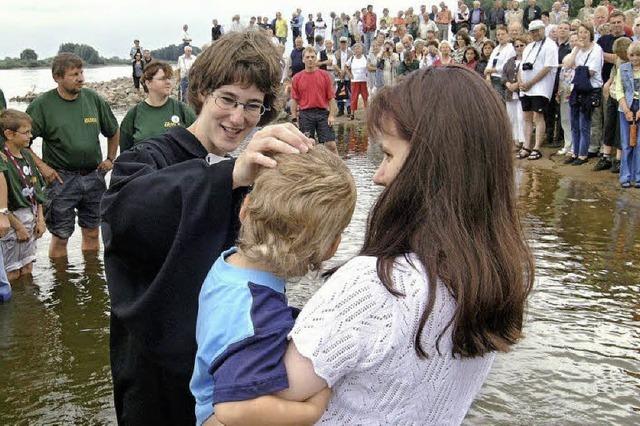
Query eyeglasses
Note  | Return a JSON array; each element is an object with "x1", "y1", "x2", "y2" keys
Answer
[
  {"x1": 212, "y1": 95, "x2": 268, "y2": 117},
  {"x1": 13, "y1": 129, "x2": 32, "y2": 136},
  {"x1": 514, "y1": 44, "x2": 526, "y2": 48}
]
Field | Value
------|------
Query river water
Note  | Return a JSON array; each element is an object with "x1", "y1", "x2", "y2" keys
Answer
[{"x1": 0, "y1": 69, "x2": 639, "y2": 424}]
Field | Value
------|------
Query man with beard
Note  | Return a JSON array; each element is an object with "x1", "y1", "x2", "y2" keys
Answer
[{"x1": 25, "y1": 53, "x2": 119, "y2": 258}]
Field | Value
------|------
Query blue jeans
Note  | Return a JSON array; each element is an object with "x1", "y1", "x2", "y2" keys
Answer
[
  {"x1": 180, "y1": 77, "x2": 189, "y2": 103},
  {"x1": 364, "y1": 31, "x2": 375, "y2": 53},
  {"x1": 618, "y1": 100, "x2": 640, "y2": 183},
  {"x1": 570, "y1": 103, "x2": 592, "y2": 157}
]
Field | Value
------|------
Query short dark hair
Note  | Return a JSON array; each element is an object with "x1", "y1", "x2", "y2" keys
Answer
[
  {"x1": 187, "y1": 31, "x2": 282, "y2": 125},
  {"x1": 141, "y1": 61, "x2": 174, "y2": 93},
  {"x1": 52, "y1": 53, "x2": 83, "y2": 78}
]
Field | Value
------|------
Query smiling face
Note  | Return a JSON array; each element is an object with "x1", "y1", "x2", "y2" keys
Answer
[
  {"x1": 6, "y1": 122, "x2": 32, "y2": 149},
  {"x1": 195, "y1": 84, "x2": 265, "y2": 155},
  {"x1": 373, "y1": 130, "x2": 411, "y2": 186}
]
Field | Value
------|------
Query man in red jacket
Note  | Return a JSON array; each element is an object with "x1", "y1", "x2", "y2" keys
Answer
[
  {"x1": 291, "y1": 47, "x2": 338, "y2": 154},
  {"x1": 363, "y1": 5, "x2": 378, "y2": 54}
]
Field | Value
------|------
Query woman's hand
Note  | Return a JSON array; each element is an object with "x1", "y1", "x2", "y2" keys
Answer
[
  {"x1": 232, "y1": 123, "x2": 314, "y2": 189},
  {"x1": 625, "y1": 109, "x2": 634, "y2": 122},
  {"x1": 635, "y1": 109, "x2": 640, "y2": 122}
]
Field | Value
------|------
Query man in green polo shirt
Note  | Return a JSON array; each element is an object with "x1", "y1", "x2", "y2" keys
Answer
[{"x1": 26, "y1": 53, "x2": 119, "y2": 258}]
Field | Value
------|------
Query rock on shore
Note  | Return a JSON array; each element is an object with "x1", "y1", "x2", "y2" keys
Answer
[{"x1": 10, "y1": 77, "x2": 180, "y2": 111}]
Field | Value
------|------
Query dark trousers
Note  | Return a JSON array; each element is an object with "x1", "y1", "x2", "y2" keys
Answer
[
  {"x1": 335, "y1": 80, "x2": 351, "y2": 113},
  {"x1": 603, "y1": 95, "x2": 621, "y2": 149},
  {"x1": 292, "y1": 27, "x2": 301, "y2": 46},
  {"x1": 545, "y1": 96, "x2": 562, "y2": 145}
]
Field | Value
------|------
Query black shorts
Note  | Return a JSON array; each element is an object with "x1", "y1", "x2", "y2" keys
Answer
[
  {"x1": 520, "y1": 95, "x2": 549, "y2": 113},
  {"x1": 299, "y1": 108, "x2": 336, "y2": 144}
]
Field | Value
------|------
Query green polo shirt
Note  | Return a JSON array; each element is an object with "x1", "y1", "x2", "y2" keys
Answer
[
  {"x1": 119, "y1": 97, "x2": 196, "y2": 152},
  {"x1": 0, "y1": 149, "x2": 45, "y2": 212},
  {"x1": 0, "y1": 88, "x2": 6, "y2": 110},
  {"x1": 26, "y1": 88, "x2": 118, "y2": 171}
]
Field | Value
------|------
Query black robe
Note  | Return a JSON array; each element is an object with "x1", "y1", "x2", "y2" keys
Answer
[{"x1": 101, "y1": 126, "x2": 247, "y2": 425}]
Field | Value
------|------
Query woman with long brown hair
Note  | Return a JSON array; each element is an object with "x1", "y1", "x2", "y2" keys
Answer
[{"x1": 213, "y1": 66, "x2": 535, "y2": 425}]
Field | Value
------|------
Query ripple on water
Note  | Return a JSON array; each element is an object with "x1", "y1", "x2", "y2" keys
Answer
[{"x1": 1, "y1": 124, "x2": 639, "y2": 424}]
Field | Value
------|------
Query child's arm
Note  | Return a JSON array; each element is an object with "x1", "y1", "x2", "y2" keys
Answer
[
  {"x1": 0, "y1": 173, "x2": 10, "y2": 237},
  {"x1": 213, "y1": 342, "x2": 329, "y2": 426},
  {"x1": 212, "y1": 388, "x2": 331, "y2": 426},
  {"x1": 35, "y1": 204, "x2": 45, "y2": 239},
  {"x1": 7, "y1": 213, "x2": 29, "y2": 241}
]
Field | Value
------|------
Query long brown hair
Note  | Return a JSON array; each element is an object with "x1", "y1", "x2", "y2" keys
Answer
[{"x1": 364, "y1": 66, "x2": 534, "y2": 358}]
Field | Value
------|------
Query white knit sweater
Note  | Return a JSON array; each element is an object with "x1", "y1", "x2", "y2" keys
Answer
[{"x1": 290, "y1": 255, "x2": 495, "y2": 425}]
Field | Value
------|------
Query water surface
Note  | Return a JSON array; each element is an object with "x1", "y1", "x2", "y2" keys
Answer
[{"x1": 0, "y1": 124, "x2": 639, "y2": 425}]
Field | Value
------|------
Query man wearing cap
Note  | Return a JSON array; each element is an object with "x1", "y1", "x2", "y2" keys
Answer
[
  {"x1": 518, "y1": 19, "x2": 558, "y2": 160},
  {"x1": 291, "y1": 47, "x2": 338, "y2": 154},
  {"x1": 335, "y1": 37, "x2": 353, "y2": 118}
]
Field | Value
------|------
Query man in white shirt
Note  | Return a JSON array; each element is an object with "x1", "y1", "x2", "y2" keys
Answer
[
  {"x1": 177, "y1": 46, "x2": 197, "y2": 102},
  {"x1": 181, "y1": 24, "x2": 192, "y2": 48},
  {"x1": 518, "y1": 20, "x2": 559, "y2": 159}
]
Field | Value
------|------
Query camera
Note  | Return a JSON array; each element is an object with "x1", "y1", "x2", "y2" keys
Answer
[{"x1": 522, "y1": 62, "x2": 534, "y2": 71}]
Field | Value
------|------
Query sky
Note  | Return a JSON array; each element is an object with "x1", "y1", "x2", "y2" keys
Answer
[{"x1": 2, "y1": 0, "x2": 457, "y2": 59}]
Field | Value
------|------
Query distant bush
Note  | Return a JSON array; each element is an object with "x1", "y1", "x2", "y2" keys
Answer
[
  {"x1": 20, "y1": 49, "x2": 38, "y2": 61},
  {"x1": 151, "y1": 44, "x2": 202, "y2": 62},
  {"x1": 58, "y1": 42, "x2": 104, "y2": 65}
]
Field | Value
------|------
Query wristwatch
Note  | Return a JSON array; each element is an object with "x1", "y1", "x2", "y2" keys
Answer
[{"x1": 0, "y1": 208, "x2": 9, "y2": 215}]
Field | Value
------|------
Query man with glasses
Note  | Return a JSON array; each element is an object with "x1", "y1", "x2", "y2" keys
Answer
[
  {"x1": 291, "y1": 47, "x2": 338, "y2": 154},
  {"x1": 25, "y1": 53, "x2": 119, "y2": 258},
  {"x1": 518, "y1": 20, "x2": 558, "y2": 160}
]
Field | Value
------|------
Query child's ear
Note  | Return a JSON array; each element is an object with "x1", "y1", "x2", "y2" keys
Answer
[
  {"x1": 2, "y1": 129, "x2": 11, "y2": 140},
  {"x1": 239, "y1": 195, "x2": 250, "y2": 223},
  {"x1": 323, "y1": 234, "x2": 342, "y2": 262}
]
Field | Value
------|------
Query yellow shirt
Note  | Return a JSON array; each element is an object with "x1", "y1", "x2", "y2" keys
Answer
[{"x1": 275, "y1": 19, "x2": 288, "y2": 38}]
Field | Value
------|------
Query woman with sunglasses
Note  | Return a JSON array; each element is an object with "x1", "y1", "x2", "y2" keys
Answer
[
  {"x1": 503, "y1": 35, "x2": 528, "y2": 152},
  {"x1": 101, "y1": 31, "x2": 314, "y2": 425},
  {"x1": 119, "y1": 61, "x2": 196, "y2": 152}
]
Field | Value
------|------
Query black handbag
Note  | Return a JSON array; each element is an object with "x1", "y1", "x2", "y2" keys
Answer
[{"x1": 572, "y1": 49, "x2": 594, "y2": 93}]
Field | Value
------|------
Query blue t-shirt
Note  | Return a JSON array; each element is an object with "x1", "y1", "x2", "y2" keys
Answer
[{"x1": 190, "y1": 247, "x2": 294, "y2": 425}]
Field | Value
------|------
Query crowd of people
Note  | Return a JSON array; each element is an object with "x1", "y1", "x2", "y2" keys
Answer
[
  {"x1": 202, "y1": 1, "x2": 640, "y2": 189},
  {"x1": 2, "y1": 0, "x2": 639, "y2": 423}
]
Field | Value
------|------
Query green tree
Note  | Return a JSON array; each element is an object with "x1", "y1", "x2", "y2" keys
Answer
[
  {"x1": 58, "y1": 42, "x2": 104, "y2": 65},
  {"x1": 19, "y1": 48, "x2": 38, "y2": 61},
  {"x1": 151, "y1": 44, "x2": 201, "y2": 62}
]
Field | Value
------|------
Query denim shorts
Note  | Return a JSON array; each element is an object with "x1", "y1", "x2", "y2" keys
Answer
[{"x1": 43, "y1": 169, "x2": 106, "y2": 239}]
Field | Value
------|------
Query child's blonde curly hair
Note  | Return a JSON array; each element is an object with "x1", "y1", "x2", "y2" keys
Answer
[{"x1": 237, "y1": 147, "x2": 356, "y2": 278}]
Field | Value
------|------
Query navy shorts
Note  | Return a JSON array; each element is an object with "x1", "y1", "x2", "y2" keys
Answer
[
  {"x1": 520, "y1": 95, "x2": 549, "y2": 113},
  {"x1": 43, "y1": 169, "x2": 106, "y2": 239},
  {"x1": 299, "y1": 108, "x2": 336, "y2": 144}
]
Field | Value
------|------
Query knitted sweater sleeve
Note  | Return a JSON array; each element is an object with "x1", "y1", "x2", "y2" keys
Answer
[{"x1": 289, "y1": 256, "x2": 395, "y2": 387}]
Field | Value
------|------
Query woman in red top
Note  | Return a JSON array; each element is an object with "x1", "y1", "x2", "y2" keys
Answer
[{"x1": 434, "y1": 41, "x2": 454, "y2": 66}]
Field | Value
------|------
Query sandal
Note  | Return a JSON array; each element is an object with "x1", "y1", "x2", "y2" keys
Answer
[
  {"x1": 516, "y1": 148, "x2": 532, "y2": 159},
  {"x1": 527, "y1": 149, "x2": 542, "y2": 160}
]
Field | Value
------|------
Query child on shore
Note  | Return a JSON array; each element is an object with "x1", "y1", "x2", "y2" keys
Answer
[
  {"x1": 0, "y1": 109, "x2": 46, "y2": 280},
  {"x1": 614, "y1": 41, "x2": 640, "y2": 188},
  {"x1": 190, "y1": 147, "x2": 356, "y2": 426}
]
